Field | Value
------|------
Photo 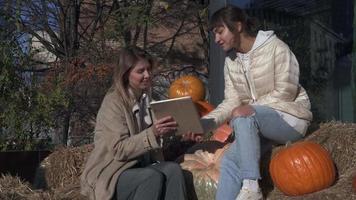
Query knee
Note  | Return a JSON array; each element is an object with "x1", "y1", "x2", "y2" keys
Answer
[
  {"x1": 162, "y1": 162, "x2": 181, "y2": 171},
  {"x1": 231, "y1": 105, "x2": 255, "y2": 118},
  {"x1": 231, "y1": 116, "x2": 256, "y2": 129},
  {"x1": 141, "y1": 168, "x2": 165, "y2": 184},
  {"x1": 160, "y1": 162, "x2": 183, "y2": 177}
]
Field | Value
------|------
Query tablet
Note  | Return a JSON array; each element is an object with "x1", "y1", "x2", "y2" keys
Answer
[{"x1": 150, "y1": 96, "x2": 204, "y2": 136}]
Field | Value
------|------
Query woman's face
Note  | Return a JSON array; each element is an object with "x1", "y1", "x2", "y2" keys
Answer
[
  {"x1": 212, "y1": 23, "x2": 240, "y2": 52},
  {"x1": 128, "y1": 58, "x2": 152, "y2": 91}
]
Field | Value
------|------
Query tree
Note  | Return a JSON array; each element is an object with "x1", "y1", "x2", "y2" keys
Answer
[
  {"x1": 0, "y1": 12, "x2": 68, "y2": 150},
  {"x1": 0, "y1": 0, "x2": 210, "y2": 146},
  {"x1": 1, "y1": 0, "x2": 118, "y2": 145}
]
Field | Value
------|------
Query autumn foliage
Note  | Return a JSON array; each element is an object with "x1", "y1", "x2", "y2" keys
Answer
[{"x1": 42, "y1": 58, "x2": 113, "y2": 91}]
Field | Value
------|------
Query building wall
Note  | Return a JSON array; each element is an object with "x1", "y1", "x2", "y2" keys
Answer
[{"x1": 30, "y1": 31, "x2": 58, "y2": 68}]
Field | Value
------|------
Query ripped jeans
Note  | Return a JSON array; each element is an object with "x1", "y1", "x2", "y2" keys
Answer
[{"x1": 216, "y1": 105, "x2": 303, "y2": 200}]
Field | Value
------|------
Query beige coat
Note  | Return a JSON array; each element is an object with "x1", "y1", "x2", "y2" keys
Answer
[
  {"x1": 80, "y1": 90, "x2": 161, "y2": 200},
  {"x1": 203, "y1": 35, "x2": 312, "y2": 131}
]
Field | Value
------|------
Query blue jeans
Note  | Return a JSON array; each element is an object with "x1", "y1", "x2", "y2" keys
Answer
[{"x1": 216, "y1": 105, "x2": 303, "y2": 200}]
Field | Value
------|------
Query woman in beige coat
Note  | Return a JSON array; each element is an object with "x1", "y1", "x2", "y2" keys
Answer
[
  {"x1": 202, "y1": 5, "x2": 313, "y2": 200},
  {"x1": 80, "y1": 47, "x2": 187, "y2": 200}
]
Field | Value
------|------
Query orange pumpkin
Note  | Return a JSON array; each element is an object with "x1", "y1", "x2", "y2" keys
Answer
[
  {"x1": 269, "y1": 141, "x2": 336, "y2": 196},
  {"x1": 195, "y1": 101, "x2": 214, "y2": 117},
  {"x1": 169, "y1": 75, "x2": 205, "y2": 102},
  {"x1": 194, "y1": 101, "x2": 232, "y2": 143},
  {"x1": 211, "y1": 123, "x2": 232, "y2": 143},
  {"x1": 180, "y1": 143, "x2": 230, "y2": 200},
  {"x1": 195, "y1": 101, "x2": 232, "y2": 143}
]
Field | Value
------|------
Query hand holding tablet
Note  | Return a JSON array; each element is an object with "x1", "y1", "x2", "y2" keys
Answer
[{"x1": 150, "y1": 96, "x2": 204, "y2": 136}]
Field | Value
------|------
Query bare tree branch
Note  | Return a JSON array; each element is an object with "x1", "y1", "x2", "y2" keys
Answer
[{"x1": 163, "y1": 18, "x2": 186, "y2": 59}]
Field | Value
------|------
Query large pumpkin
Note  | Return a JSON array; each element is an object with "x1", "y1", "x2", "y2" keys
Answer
[
  {"x1": 269, "y1": 141, "x2": 336, "y2": 196},
  {"x1": 180, "y1": 142, "x2": 230, "y2": 200},
  {"x1": 195, "y1": 101, "x2": 214, "y2": 117},
  {"x1": 169, "y1": 75, "x2": 205, "y2": 102}
]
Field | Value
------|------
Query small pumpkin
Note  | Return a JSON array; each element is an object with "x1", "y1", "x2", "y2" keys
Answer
[
  {"x1": 180, "y1": 142, "x2": 230, "y2": 200},
  {"x1": 169, "y1": 75, "x2": 205, "y2": 102},
  {"x1": 211, "y1": 123, "x2": 232, "y2": 143},
  {"x1": 269, "y1": 141, "x2": 336, "y2": 196},
  {"x1": 195, "y1": 101, "x2": 214, "y2": 117},
  {"x1": 194, "y1": 101, "x2": 232, "y2": 143}
]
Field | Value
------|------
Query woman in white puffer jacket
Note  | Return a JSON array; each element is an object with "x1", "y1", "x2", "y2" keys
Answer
[{"x1": 201, "y1": 5, "x2": 313, "y2": 200}]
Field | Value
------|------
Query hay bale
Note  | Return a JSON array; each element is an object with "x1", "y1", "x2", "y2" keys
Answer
[
  {"x1": 264, "y1": 121, "x2": 356, "y2": 200},
  {"x1": 0, "y1": 145, "x2": 93, "y2": 200},
  {"x1": 0, "y1": 174, "x2": 53, "y2": 200},
  {"x1": 0, "y1": 174, "x2": 34, "y2": 200},
  {"x1": 305, "y1": 122, "x2": 356, "y2": 175},
  {"x1": 50, "y1": 184, "x2": 87, "y2": 200},
  {"x1": 34, "y1": 144, "x2": 93, "y2": 190},
  {"x1": 265, "y1": 168, "x2": 356, "y2": 200}
]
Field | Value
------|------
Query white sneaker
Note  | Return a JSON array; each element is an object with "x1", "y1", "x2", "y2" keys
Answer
[{"x1": 235, "y1": 187, "x2": 263, "y2": 200}]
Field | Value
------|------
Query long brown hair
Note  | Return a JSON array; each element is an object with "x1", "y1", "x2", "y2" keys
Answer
[
  {"x1": 111, "y1": 47, "x2": 155, "y2": 108},
  {"x1": 209, "y1": 5, "x2": 256, "y2": 37}
]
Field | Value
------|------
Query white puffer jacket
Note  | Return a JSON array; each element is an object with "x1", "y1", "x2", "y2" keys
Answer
[{"x1": 202, "y1": 31, "x2": 312, "y2": 132}]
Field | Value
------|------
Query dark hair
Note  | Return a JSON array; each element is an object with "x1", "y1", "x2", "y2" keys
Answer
[{"x1": 210, "y1": 5, "x2": 256, "y2": 36}]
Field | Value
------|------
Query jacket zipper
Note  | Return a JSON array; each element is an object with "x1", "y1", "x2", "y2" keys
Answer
[{"x1": 239, "y1": 59, "x2": 257, "y2": 103}]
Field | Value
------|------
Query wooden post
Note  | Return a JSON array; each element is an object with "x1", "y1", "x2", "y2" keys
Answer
[
  {"x1": 208, "y1": 1, "x2": 226, "y2": 106},
  {"x1": 352, "y1": 2, "x2": 356, "y2": 122},
  {"x1": 208, "y1": 0, "x2": 249, "y2": 106}
]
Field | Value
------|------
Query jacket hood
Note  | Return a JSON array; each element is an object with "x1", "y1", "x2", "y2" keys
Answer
[
  {"x1": 250, "y1": 30, "x2": 276, "y2": 52},
  {"x1": 228, "y1": 30, "x2": 276, "y2": 61}
]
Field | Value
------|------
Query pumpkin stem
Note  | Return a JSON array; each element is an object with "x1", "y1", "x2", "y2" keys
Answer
[{"x1": 285, "y1": 141, "x2": 292, "y2": 147}]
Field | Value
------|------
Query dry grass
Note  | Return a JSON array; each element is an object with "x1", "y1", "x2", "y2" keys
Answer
[
  {"x1": 0, "y1": 174, "x2": 86, "y2": 200},
  {"x1": 0, "y1": 174, "x2": 52, "y2": 200}
]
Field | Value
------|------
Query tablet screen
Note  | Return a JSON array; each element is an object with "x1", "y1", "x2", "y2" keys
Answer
[{"x1": 150, "y1": 96, "x2": 204, "y2": 135}]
